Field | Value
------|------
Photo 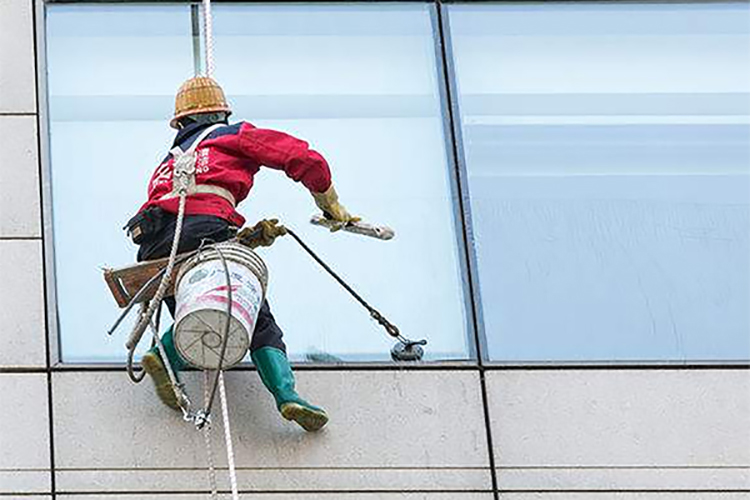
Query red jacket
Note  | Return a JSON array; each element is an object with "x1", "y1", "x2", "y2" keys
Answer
[{"x1": 138, "y1": 121, "x2": 332, "y2": 227}]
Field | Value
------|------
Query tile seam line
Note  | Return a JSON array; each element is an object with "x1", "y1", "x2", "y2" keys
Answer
[
  {"x1": 41, "y1": 465, "x2": 750, "y2": 471},
  {"x1": 49, "y1": 364, "x2": 482, "y2": 372},
  {"x1": 0, "y1": 495, "x2": 52, "y2": 498},
  {"x1": 31, "y1": 0, "x2": 57, "y2": 497},
  {"x1": 53, "y1": 489, "x2": 493, "y2": 495},
  {"x1": 497, "y1": 490, "x2": 750, "y2": 493},
  {"x1": 495, "y1": 465, "x2": 750, "y2": 470},
  {"x1": 55, "y1": 466, "x2": 491, "y2": 471},
  {"x1": 431, "y1": 4, "x2": 500, "y2": 500},
  {"x1": 0, "y1": 367, "x2": 48, "y2": 373},
  {"x1": 0, "y1": 468, "x2": 55, "y2": 471},
  {"x1": 46, "y1": 363, "x2": 750, "y2": 371}
]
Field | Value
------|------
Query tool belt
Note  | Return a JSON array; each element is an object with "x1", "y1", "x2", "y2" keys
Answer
[{"x1": 123, "y1": 206, "x2": 170, "y2": 245}]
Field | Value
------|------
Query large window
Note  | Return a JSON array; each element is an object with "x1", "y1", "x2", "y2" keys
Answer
[
  {"x1": 448, "y1": 2, "x2": 750, "y2": 361},
  {"x1": 47, "y1": 4, "x2": 471, "y2": 363},
  {"x1": 47, "y1": 5, "x2": 195, "y2": 362},
  {"x1": 46, "y1": 1, "x2": 749, "y2": 365}
]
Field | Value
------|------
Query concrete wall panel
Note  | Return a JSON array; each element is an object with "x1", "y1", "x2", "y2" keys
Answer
[
  {"x1": 54, "y1": 370, "x2": 491, "y2": 492},
  {"x1": 0, "y1": 116, "x2": 41, "y2": 237},
  {"x1": 0, "y1": 373, "x2": 50, "y2": 494},
  {"x1": 0, "y1": 239, "x2": 46, "y2": 367},
  {"x1": 1, "y1": 497, "x2": 51, "y2": 500},
  {"x1": 0, "y1": 0, "x2": 36, "y2": 113},
  {"x1": 488, "y1": 370, "x2": 750, "y2": 490},
  {"x1": 497, "y1": 467, "x2": 750, "y2": 490}
]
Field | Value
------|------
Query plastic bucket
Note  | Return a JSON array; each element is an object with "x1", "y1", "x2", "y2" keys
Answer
[{"x1": 173, "y1": 242, "x2": 268, "y2": 369}]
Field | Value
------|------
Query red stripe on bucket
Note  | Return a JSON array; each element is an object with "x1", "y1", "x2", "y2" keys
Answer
[{"x1": 201, "y1": 293, "x2": 255, "y2": 326}]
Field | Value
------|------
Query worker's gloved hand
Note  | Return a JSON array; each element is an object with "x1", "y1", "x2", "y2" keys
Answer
[
  {"x1": 311, "y1": 184, "x2": 360, "y2": 231},
  {"x1": 237, "y1": 218, "x2": 287, "y2": 248}
]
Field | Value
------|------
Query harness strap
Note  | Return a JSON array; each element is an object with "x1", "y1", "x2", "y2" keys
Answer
[
  {"x1": 160, "y1": 183, "x2": 237, "y2": 207},
  {"x1": 160, "y1": 124, "x2": 236, "y2": 207}
]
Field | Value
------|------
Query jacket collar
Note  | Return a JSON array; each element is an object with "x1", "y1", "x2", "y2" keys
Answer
[{"x1": 172, "y1": 122, "x2": 211, "y2": 150}]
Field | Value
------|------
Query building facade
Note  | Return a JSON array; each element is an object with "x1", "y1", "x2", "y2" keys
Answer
[{"x1": 1, "y1": 0, "x2": 749, "y2": 498}]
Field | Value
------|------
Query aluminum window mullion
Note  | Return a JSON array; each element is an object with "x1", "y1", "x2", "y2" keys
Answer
[
  {"x1": 432, "y1": 1, "x2": 488, "y2": 364},
  {"x1": 191, "y1": 3, "x2": 203, "y2": 76}
]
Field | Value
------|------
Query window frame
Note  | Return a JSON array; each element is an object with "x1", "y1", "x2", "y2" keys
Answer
[
  {"x1": 38, "y1": 0, "x2": 482, "y2": 368},
  {"x1": 36, "y1": 0, "x2": 750, "y2": 369}
]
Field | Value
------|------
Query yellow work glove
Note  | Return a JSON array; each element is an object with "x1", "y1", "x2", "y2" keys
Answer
[
  {"x1": 311, "y1": 184, "x2": 360, "y2": 230},
  {"x1": 237, "y1": 218, "x2": 287, "y2": 248}
]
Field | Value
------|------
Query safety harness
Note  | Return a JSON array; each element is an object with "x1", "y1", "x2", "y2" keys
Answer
[{"x1": 159, "y1": 123, "x2": 237, "y2": 208}]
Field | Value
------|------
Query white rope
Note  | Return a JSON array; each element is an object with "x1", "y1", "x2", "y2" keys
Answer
[
  {"x1": 219, "y1": 372, "x2": 240, "y2": 499},
  {"x1": 203, "y1": 370, "x2": 219, "y2": 500},
  {"x1": 196, "y1": 5, "x2": 243, "y2": 498},
  {"x1": 202, "y1": 0, "x2": 215, "y2": 78},
  {"x1": 125, "y1": 192, "x2": 187, "y2": 354}
]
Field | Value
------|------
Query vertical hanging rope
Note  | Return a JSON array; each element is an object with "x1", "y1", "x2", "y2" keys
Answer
[
  {"x1": 201, "y1": 5, "x2": 239, "y2": 498},
  {"x1": 202, "y1": 0, "x2": 215, "y2": 78},
  {"x1": 203, "y1": 371, "x2": 219, "y2": 500},
  {"x1": 219, "y1": 372, "x2": 240, "y2": 499}
]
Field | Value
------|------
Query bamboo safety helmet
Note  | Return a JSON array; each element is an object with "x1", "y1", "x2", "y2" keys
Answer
[{"x1": 170, "y1": 76, "x2": 232, "y2": 129}]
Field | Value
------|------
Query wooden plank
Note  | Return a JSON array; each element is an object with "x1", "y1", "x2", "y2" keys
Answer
[{"x1": 102, "y1": 254, "x2": 191, "y2": 308}]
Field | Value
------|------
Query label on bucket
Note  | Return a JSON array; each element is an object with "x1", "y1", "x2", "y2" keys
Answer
[{"x1": 175, "y1": 259, "x2": 264, "y2": 356}]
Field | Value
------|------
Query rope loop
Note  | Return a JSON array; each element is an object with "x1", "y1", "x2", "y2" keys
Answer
[{"x1": 369, "y1": 309, "x2": 400, "y2": 338}]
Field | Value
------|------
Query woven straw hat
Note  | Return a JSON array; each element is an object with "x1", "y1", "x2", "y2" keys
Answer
[{"x1": 171, "y1": 76, "x2": 232, "y2": 129}]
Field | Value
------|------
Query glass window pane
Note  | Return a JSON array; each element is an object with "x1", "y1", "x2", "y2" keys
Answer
[
  {"x1": 47, "y1": 4, "x2": 471, "y2": 362},
  {"x1": 449, "y1": 2, "x2": 750, "y2": 361},
  {"x1": 48, "y1": 5, "x2": 194, "y2": 363},
  {"x1": 212, "y1": 4, "x2": 469, "y2": 361}
]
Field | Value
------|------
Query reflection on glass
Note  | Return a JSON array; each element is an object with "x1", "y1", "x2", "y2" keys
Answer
[
  {"x1": 449, "y1": 2, "x2": 750, "y2": 361},
  {"x1": 48, "y1": 4, "x2": 470, "y2": 362},
  {"x1": 212, "y1": 4, "x2": 469, "y2": 361}
]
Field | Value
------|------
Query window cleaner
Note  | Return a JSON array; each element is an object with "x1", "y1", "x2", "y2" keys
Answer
[
  {"x1": 124, "y1": 75, "x2": 352, "y2": 431},
  {"x1": 111, "y1": 74, "x2": 357, "y2": 499},
  {"x1": 102, "y1": 0, "x2": 424, "y2": 495},
  {"x1": 104, "y1": 75, "x2": 426, "y2": 497},
  {"x1": 109, "y1": 73, "x2": 426, "y2": 428}
]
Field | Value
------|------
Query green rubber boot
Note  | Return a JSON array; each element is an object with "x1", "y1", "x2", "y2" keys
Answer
[
  {"x1": 252, "y1": 347, "x2": 329, "y2": 432},
  {"x1": 141, "y1": 326, "x2": 186, "y2": 411}
]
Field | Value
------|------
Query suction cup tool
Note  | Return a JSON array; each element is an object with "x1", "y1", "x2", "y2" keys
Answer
[{"x1": 391, "y1": 339, "x2": 427, "y2": 362}]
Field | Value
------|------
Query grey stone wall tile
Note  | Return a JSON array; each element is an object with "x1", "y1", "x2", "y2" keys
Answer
[
  {"x1": 487, "y1": 370, "x2": 750, "y2": 467},
  {"x1": 0, "y1": 240, "x2": 46, "y2": 367},
  {"x1": 53, "y1": 370, "x2": 490, "y2": 491},
  {"x1": 0, "y1": 116, "x2": 41, "y2": 237},
  {"x1": 496, "y1": 467, "x2": 750, "y2": 490},
  {"x1": 0, "y1": 496, "x2": 51, "y2": 500},
  {"x1": 0, "y1": 471, "x2": 51, "y2": 494},
  {"x1": 487, "y1": 370, "x2": 750, "y2": 490},
  {"x1": 56, "y1": 468, "x2": 490, "y2": 493},
  {"x1": 0, "y1": 374, "x2": 50, "y2": 494},
  {"x1": 0, "y1": 0, "x2": 36, "y2": 113}
]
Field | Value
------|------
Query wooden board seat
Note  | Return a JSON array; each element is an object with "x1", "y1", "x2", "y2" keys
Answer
[{"x1": 103, "y1": 253, "x2": 195, "y2": 308}]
